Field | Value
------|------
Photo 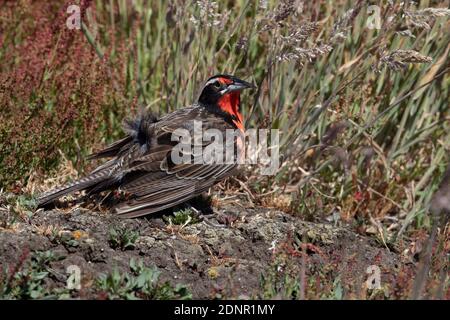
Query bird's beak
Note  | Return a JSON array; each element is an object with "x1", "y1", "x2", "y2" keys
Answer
[{"x1": 221, "y1": 79, "x2": 255, "y2": 94}]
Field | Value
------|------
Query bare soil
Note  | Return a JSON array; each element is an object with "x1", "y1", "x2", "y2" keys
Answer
[{"x1": 0, "y1": 204, "x2": 412, "y2": 299}]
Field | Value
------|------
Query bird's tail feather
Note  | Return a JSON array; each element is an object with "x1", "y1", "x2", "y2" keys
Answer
[{"x1": 37, "y1": 169, "x2": 110, "y2": 207}]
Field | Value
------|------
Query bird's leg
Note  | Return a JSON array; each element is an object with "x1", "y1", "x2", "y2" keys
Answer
[{"x1": 186, "y1": 205, "x2": 226, "y2": 229}]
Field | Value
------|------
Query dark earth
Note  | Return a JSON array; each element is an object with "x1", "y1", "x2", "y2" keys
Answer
[{"x1": 0, "y1": 199, "x2": 415, "y2": 299}]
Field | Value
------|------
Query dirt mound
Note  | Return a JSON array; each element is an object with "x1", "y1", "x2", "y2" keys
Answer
[{"x1": 0, "y1": 205, "x2": 410, "y2": 299}]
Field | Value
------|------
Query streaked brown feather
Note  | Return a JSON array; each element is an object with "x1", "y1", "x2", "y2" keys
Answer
[{"x1": 37, "y1": 105, "x2": 240, "y2": 217}]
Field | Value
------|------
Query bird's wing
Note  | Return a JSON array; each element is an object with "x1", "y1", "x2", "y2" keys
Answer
[
  {"x1": 37, "y1": 107, "x2": 241, "y2": 215},
  {"x1": 112, "y1": 107, "x2": 241, "y2": 218}
]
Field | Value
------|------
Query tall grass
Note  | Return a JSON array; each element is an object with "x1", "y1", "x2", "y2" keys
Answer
[{"x1": 1, "y1": 0, "x2": 449, "y2": 243}]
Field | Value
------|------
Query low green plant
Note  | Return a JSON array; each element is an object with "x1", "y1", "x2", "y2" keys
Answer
[
  {"x1": 0, "y1": 250, "x2": 65, "y2": 299},
  {"x1": 163, "y1": 208, "x2": 202, "y2": 226},
  {"x1": 96, "y1": 258, "x2": 191, "y2": 300},
  {"x1": 48, "y1": 230, "x2": 80, "y2": 249},
  {"x1": 108, "y1": 226, "x2": 139, "y2": 251},
  {"x1": 1, "y1": 194, "x2": 37, "y2": 219}
]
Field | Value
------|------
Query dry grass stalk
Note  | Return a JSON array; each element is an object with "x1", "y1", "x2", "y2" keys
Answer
[{"x1": 379, "y1": 49, "x2": 433, "y2": 71}]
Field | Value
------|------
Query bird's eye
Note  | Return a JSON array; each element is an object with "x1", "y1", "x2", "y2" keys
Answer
[{"x1": 214, "y1": 81, "x2": 222, "y2": 89}]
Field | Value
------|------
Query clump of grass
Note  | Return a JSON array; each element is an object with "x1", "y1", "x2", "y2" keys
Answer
[
  {"x1": 96, "y1": 258, "x2": 191, "y2": 300},
  {"x1": 108, "y1": 226, "x2": 139, "y2": 251}
]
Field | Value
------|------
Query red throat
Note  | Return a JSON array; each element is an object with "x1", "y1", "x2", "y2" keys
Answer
[{"x1": 217, "y1": 91, "x2": 244, "y2": 131}]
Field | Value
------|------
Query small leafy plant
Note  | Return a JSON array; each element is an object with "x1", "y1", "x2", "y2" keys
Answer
[
  {"x1": 1, "y1": 193, "x2": 37, "y2": 219},
  {"x1": 48, "y1": 230, "x2": 80, "y2": 249},
  {"x1": 96, "y1": 259, "x2": 192, "y2": 300},
  {"x1": 0, "y1": 250, "x2": 65, "y2": 299},
  {"x1": 163, "y1": 209, "x2": 201, "y2": 226},
  {"x1": 108, "y1": 226, "x2": 139, "y2": 251}
]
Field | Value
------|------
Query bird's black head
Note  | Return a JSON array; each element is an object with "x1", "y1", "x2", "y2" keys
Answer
[
  {"x1": 198, "y1": 74, "x2": 254, "y2": 106},
  {"x1": 197, "y1": 74, "x2": 254, "y2": 130}
]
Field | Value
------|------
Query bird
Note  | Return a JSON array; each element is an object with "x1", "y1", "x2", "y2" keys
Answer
[{"x1": 37, "y1": 74, "x2": 254, "y2": 218}]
